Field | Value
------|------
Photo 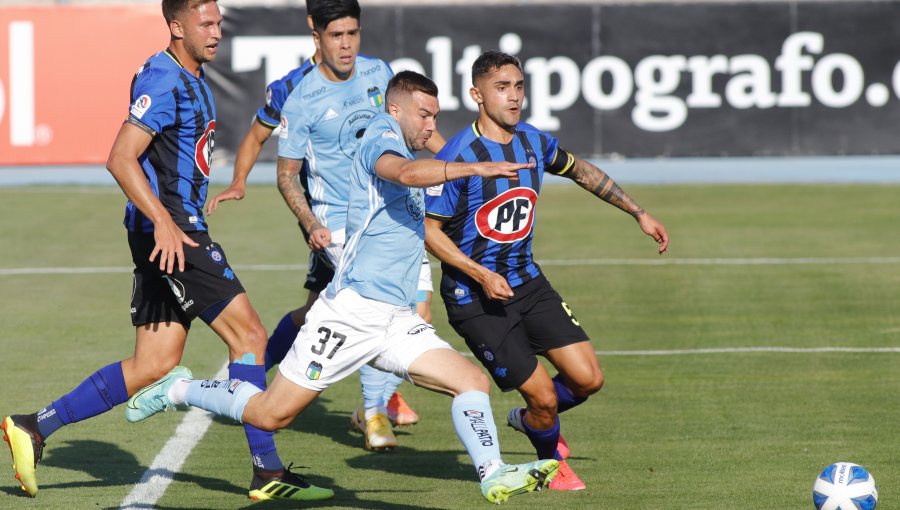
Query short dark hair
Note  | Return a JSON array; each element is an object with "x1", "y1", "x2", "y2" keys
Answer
[
  {"x1": 310, "y1": 0, "x2": 360, "y2": 31},
  {"x1": 386, "y1": 71, "x2": 438, "y2": 104},
  {"x1": 472, "y1": 51, "x2": 523, "y2": 85},
  {"x1": 162, "y1": 0, "x2": 216, "y2": 24}
]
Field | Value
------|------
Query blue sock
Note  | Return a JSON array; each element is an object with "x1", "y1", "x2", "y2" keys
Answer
[
  {"x1": 553, "y1": 374, "x2": 588, "y2": 413},
  {"x1": 229, "y1": 362, "x2": 284, "y2": 471},
  {"x1": 359, "y1": 364, "x2": 387, "y2": 410},
  {"x1": 264, "y1": 312, "x2": 300, "y2": 370},
  {"x1": 382, "y1": 373, "x2": 404, "y2": 404},
  {"x1": 184, "y1": 378, "x2": 261, "y2": 422},
  {"x1": 38, "y1": 362, "x2": 128, "y2": 439},
  {"x1": 521, "y1": 415, "x2": 561, "y2": 460},
  {"x1": 451, "y1": 390, "x2": 502, "y2": 471}
]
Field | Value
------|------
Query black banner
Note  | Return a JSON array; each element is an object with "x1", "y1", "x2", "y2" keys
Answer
[{"x1": 209, "y1": 2, "x2": 900, "y2": 159}]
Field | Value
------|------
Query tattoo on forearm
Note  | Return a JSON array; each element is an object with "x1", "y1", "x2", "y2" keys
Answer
[
  {"x1": 573, "y1": 159, "x2": 645, "y2": 218},
  {"x1": 276, "y1": 162, "x2": 320, "y2": 231}
]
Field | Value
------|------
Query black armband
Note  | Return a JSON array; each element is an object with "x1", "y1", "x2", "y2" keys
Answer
[{"x1": 547, "y1": 147, "x2": 575, "y2": 176}]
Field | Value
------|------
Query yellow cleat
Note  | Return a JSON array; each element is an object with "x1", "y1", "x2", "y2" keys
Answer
[
  {"x1": 2, "y1": 415, "x2": 44, "y2": 497},
  {"x1": 351, "y1": 407, "x2": 397, "y2": 451}
]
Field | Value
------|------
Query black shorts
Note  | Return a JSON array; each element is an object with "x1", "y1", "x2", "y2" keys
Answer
[
  {"x1": 298, "y1": 220, "x2": 335, "y2": 293},
  {"x1": 446, "y1": 274, "x2": 589, "y2": 392},
  {"x1": 128, "y1": 231, "x2": 245, "y2": 327}
]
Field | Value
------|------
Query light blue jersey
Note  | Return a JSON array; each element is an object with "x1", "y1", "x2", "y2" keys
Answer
[
  {"x1": 278, "y1": 56, "x2": 393, "y2": 232},
  {"x1": 327, "y1": 113, "x2": 425, "y2": 307}
]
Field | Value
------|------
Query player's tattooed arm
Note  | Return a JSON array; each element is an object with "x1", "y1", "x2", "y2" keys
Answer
[
  {"x1": 566, "y1": 156, "x2": 670, "y2": 254},
  {"x1": 277, "y1": 157, "x2": 331, "y2": 250},
  {"x1": 567, "y1": 157, "x2": 645, "y2": 219}
]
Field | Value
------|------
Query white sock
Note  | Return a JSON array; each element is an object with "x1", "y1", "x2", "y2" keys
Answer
[
  {"x1": 364, "y1": 405, "x2": 388, "y2": 420},
  {"x1": 479, "y1": 459, "x2": 504, "y2": 481},
  {"x1": 168, "y1": 378, "x2": 190, "y2": 405}
]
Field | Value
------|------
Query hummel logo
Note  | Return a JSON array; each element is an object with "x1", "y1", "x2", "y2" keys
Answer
[{"x1": 323, "y1": 108, "x2": 339, "y2": 121}]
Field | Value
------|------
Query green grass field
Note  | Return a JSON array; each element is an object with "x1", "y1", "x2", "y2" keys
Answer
[{"x1": 1, "y1": 182, "x2": 898, "y2": 509}]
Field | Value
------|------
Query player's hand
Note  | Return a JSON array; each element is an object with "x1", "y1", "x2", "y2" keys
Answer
[
  {"x1": 150, "y1": 218, "x2": 199, "y2": 274},
  {"x1": 473, "y1": 161, "x2": 534, "y2": 181},
  {"x1": 637, "y1": 213, "x2": 669, "y2": 254},
  {"x1": 207, "y1": 184, "x2": 246, "y2": 215},
  {"x1": 478, "y1": 269, "x2": 514, "y2": 301},
  {"x1": 307, "y1": 225, "x2": 332, "y2": 251}
]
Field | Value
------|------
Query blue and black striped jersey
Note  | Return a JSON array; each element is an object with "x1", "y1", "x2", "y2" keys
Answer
[
  {"x1": 425, "y1": 121, "x2": 575, "y2": 306},
  {"x1": 123, "y1": 50, "x2": 216, "y2": 233},
  {"x1": 254, "y1": 56, "x2": 316, "y2": 128}
]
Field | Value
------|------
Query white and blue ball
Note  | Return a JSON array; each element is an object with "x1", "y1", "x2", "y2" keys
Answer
[{"x1": 813, "y1": 462, "x2": 877, "y2": 510}]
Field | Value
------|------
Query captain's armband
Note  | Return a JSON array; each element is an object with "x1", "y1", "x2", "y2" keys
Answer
[{"x1": 546, "y1": 148, "x2": 575, "y2": 176}]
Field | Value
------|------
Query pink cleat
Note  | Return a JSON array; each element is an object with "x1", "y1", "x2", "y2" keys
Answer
[{"x1": 548, "y1": 460, "x2": 586, "y2": 491}]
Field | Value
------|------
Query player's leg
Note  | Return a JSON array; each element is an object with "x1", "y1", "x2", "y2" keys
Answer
[
  {"x1": 374, "y1": 312, "x2": 557, "y2": 503},
  {"x1": 516, "y1": 278, "x2": 597, "y2": 490},
  {"x1": 2, "y1": 243, "x2": 189, "y2": 498},
  {"x1": 265, "y1": 250, "x2": 332, "y2": 369},
  {"x1": 383, "y1": 262, "x2": 433, "y2": 427}
]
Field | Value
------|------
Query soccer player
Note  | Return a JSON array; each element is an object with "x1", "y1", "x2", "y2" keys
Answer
[
  {"x1": 205, "y1": 0, "x2": 429, "y2": 433},
  {"x1": 272, "y1": 0, "x2": 440, "y2": 448},
  {"x1": 424, "y1": 51, "x2": 670, "y2": 491},
  {"x1": 126, "y1": 70, "x2": 559, "y2": 504},
  {"x1": 1, "y1": 0, "x2": 331, "y2": 502}
]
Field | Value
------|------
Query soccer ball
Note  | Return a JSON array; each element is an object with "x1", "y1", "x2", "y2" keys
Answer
[{"x1": 813, "y1": 462, "x2": 878, "y2": 510}]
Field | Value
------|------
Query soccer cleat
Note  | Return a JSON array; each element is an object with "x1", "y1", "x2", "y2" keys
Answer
[
  {"x1": 125, "y1": 366, "x2": 192, "y2": 423},
  {"x1": 2, "y1": 415, "x2": 44, "y2": 497},
  {"x1": 548, "y1": 460, "x2": 586, "y2": 491},
  {"x1": 480, "y1": 459, "x2": 559, "y2": 504},
  {"x1": 351, "y1": 407, "x2": 397, "y2": 451},
  {"x1": 350, "y1": 406, "x2": 366, "y2": 434},
  {"x1": 506, "y1": 407, "x2": 570, "y2": 460},
  {"x1": 386, "y1": 392, "x2": 419, "y2": 426},
  {"x1": 248, "y1": 463, "x2": 334, "y2": 501}
]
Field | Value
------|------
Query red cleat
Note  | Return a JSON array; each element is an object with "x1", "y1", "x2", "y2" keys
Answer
[
  {"x1": 548, "y1": 460, "x2": 586, "y2": 491},
  {"x1": 386, "y1": 392, "x2": 419, "y2": 426}
]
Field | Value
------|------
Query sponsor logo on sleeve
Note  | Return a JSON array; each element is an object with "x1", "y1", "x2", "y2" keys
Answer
[{"x1": 130, "y1": 94, "x2": 152, "y2": 119}]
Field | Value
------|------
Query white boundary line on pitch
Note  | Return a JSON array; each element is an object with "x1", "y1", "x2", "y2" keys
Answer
[
  {"x1": 119, "y1": 362, "x2": 229, "y2": 510},
  {"x1": 4, "y1": 256, "x2": 900, "y2": 276}
]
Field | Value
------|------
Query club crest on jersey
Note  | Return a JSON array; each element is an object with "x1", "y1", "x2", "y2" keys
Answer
[
  {"x1": 130, "y1": 94, "x2": 152, "y2": 119},
  {"x1": 367, "y1": 86, "x2": 383, "y2": 107},
  {"x1": 195, "y1": 119, "x2": 216, "y2": 177},
  {"x1": 306, "y1": 361, "x2": 323, "y2": 381},
  {"x1": 475, "y1": 187, "x2": 538, "y2": 243}
]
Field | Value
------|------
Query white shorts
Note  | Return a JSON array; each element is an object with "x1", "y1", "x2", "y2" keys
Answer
[{"x1": 279, "y1": 288, "x2": 454, "y2": 391}]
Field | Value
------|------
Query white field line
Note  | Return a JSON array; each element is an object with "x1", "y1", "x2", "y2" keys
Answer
[
  {"x1": 4, "y1": 256, "x2": 900, "y2": 276},
  {"x1": 119, "y1": 362, "x2": 229, "y2": 510}
]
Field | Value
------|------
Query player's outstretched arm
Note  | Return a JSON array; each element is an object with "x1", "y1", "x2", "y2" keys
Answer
[
  {"x1": 106, "y1": 122, "x2": 199, "y2": 273},
  {"x1": 375, "y1": 155, "x2": 529, "y2": 188},
  {"x1": 276, "y1": 156, "x2": 330, "y2": 250},
  {"x1": 565, "y1": 157, "x2": 669, "y2": 254},
  {"x1": 208, "y1": 122, "x2": 273, "y2": 214},
  {"x1": 424, "y1": 218, "x2": 514, "y2": 301}
]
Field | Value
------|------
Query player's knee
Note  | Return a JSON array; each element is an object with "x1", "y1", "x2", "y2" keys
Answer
[
  {"x1": 453, "y1": 365, "x2": 491, "y2": 394},
  {"x1": 577, "y1": 370, "x2": 604, "y2": 396},
  {"x1": 236, "y1": 322, "x2": 269, "y2": 356}
]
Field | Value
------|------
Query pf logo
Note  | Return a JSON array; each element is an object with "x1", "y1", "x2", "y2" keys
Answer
[
  {"x1": 194, "y1": 119, "x2": 216, "y2": 177},
  {"x1": 475, "y1": 187, "x2": 538, "y2": 243}
]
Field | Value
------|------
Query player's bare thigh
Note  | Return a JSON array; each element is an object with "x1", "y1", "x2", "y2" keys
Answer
[
  {"x1": 241, "y1": 370, "x2": 321, "y2": 431},
  {"x1": 123, "y1": 322, "x2": 189, "y2": 394},
  {"x1": 543, "y1": 340, "x2": 604, "y2": 396}
]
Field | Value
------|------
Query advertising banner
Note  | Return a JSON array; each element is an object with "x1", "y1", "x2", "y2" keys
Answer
[
  {"x1": 2, "y1": 2, "x2": 900, "y2": 164},
  {"x1": 0, "y1": 6, "x2": 164, "y2": 165}
]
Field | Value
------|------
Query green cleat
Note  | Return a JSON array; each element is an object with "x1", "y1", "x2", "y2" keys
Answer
[
  {"x1": 2, "y1": 415, "x2": 44, "y2": 497},
  {"x1": 248, "y1": 463, "x2": 334, "y2": 501},
  {"x1": 480, "y1": 459, "x2": 559, "y2": 504},
  {"x1": 125, "y1": 366, "x2": 192, "y2": 423}
]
